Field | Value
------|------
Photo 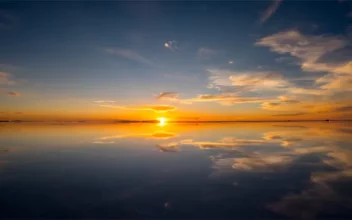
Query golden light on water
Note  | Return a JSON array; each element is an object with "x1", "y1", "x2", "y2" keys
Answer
[{"x1": 157, "y1": 117, "x2": 167, "y2": 126}]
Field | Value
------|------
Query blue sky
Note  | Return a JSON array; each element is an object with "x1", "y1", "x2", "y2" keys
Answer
[{"x1": 1, "y1": 1, "x2": 352, "y2": 120}]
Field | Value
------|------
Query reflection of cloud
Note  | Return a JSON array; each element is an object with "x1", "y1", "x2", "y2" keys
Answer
[
  {"x1": 323, "y1": 150, "x2": 352, "y2": 169},
  {"x1": 260, "y1": 0, "x2": 282, "y2": 24},
  {"x1": 232, "y1": 155, "x2": 292, "y2": 172},
  {"x1": 263, "y1": 132, "x2": 303, "y2": 147},
  {"x1": 105, "y1": 48, "x2": 153, "y2": 65},
  {"x1": 99, "y1": 131, "x2": 177, "y2": 141},
  {"x1": 180, "y1": 137, "x2": 267, "y2": 149},
  {"x1": 156, "y1": 142, "x2": 179, "y2": 152},
  {"x1": 268, "y1": 184, "x2": 341, "y2": 220},
  {"x1": 100, "y1": 104, "x2": 175, "y2": 112}
]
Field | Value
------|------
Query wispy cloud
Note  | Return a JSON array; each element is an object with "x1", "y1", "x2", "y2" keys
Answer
[
  {"x1": 100, "y1": 104, "x2": 176, "y2": 112},
  {"x1": 156, "y1": 92, "x2": 179, "y2": 101},
  {"x1": 333, "y1": 105, "x2": 352, "y2": 112},
  {"x1": 208, "y1": 70, "x2": 290, "y2": 93},
  {"x1": 197, "y1": 47, "x2": 218, "y2": 59},
  {"x1": 7, "y1": 91, "x2": 20, "y2": 96},
  {"x1": 184, "y1": 94, "x2": 271, "y2": 105},
  {"x1": 105, "y1": 48, "x2": 153, "y2": 65},
  {"x1": 94, "y1": 100, "x2": 116, "y2": 103},
  {"x1": 272, "y1": 112, "x2": 306, "y2": 117},
  {"x1": 256, "y1": 30, "x2": 349, "y2": 74},
  {"x1": 260, "y1": 0, "x2": 283, "y2": 24},
  {"x1": 0, "y1": 72, "x2": 17, "y2": 85}
]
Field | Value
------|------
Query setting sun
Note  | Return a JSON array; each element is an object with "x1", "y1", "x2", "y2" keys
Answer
[{"x1": 157, "y1": 117, "x2": 167, "y2": 126}]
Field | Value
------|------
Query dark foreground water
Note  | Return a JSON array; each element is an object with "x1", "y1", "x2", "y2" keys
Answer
[{"x1": 1, "y1": 122, "x2": 352, "y2": 219}]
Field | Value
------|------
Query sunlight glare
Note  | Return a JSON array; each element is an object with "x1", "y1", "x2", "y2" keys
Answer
[{"x1": 157, "y1": 117, "x2": 167, "y2": 126}]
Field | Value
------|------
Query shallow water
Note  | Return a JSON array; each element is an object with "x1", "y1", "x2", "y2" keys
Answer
[{"x1": 1, "y1": 122, "x2": 352, "y2": 219}]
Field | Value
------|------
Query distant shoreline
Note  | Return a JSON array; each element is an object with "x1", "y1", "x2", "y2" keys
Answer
[{"x1": 1, "y1": 120, "x2": 351, "y2": 124}]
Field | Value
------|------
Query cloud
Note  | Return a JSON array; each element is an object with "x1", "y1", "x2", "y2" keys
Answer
[
  {"x1": 164, "y1": 40, "x2": 178, "y2": 51},
  {"x1": 256, "y1": 30, "x2": 352, "y2": 94},
  {"x1": 94, "y1": 100, "x2": 116, "y2": 103},
  {"x1": 0, "y1": 72, "x2": 16, "y2": 85},
  {"x1": 333, "y1": 105, "x2": 352, "y2": 112},
  {"x1": 105, "y1": 48, "x2": 153, "y2": 65},
  {"x1": 100, "y1": 104, "x2": 175, "y2": 112},
  {"x1": 156, "y1": 92, "x2": 179, "y2": 101},
  {"x1": 7, "y1": 91, "x2": 20, "y2": 96},
  {"x1": 198, "y1": 47, "x2": 218, "y2": 59},
  {"x1": 255, "y1": 29, "x2": 351, "y2": 73},
  {"x1": 156, "y1": 90, "x2": 271, "y2": 106},
  {"x1": 261, "y1": 96, "x2": 301, "y2": 111},
  {"x1": 260, "y1": 0, "x2": 283, "y2": 24},
  {"x1": 278, "y1": 96, "x2": 300, "y2": 103},
  {"x1": 255, "y1": 29, "x2": 352, "y2": 117},
  {"x1": 184, "y1": 94, "x2": 271, "y2": 106},
  {"x1": 272, "y1": 112, "x2": 306, "y2": 117},
  {"x1": 229, "y1": 71, "x2": 289, "y2": 89},
  {"x1": 208, "y1": 70, "x2": 290, "y2": 93}
]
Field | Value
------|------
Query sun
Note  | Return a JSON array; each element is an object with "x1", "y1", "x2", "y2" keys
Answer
[{"x1": 157, "y1": 117, "x2": 167, "y2": 126}]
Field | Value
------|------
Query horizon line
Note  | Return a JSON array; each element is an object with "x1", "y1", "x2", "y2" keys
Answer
[{"x1": 1, "y1": 119, "x2": 352, "y2": 123}]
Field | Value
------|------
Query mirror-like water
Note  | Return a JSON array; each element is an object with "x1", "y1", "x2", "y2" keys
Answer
[{"x1": 1, "y1": 122, "x2": 352, "y2": 219}]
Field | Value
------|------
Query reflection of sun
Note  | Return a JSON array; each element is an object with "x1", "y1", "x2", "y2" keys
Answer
[{"x1": 157, "y1": 117, "x2": 167, "y2": 126}]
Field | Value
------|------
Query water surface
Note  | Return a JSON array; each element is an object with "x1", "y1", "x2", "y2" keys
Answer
[{"x1": 1, "y1": 122, "x2": 352, "y2": 219}]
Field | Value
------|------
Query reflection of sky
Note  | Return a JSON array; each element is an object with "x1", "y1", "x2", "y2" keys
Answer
[{"x1": 0, "y1": 123, "x2": 352, "y2": 218}]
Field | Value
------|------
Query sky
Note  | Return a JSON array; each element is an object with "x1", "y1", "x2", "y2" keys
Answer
[{"x1": 0, "y1": 0, "x2": 352, "y2": 121}]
